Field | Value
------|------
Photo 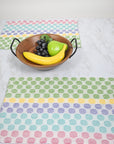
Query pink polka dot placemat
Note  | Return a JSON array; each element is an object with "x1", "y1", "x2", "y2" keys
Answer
[{"x1": 0, "y1": 77, "x2": 114, "y2": 144}]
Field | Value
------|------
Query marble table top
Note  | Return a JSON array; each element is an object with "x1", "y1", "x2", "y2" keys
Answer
[{"x1": 0, "y1": 18, "x2": 114, "y2": 107}]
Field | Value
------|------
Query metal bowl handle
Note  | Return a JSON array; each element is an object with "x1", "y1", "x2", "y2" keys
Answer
[
  {"x1": 69, "y1": 38, "x2": 77, "y2": 58},
  {"x1": 10, "y1": 38, "x2": 20, "y2": 57}
]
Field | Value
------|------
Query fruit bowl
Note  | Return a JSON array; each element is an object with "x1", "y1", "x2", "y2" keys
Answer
[{"x1": 10, "y1": 34, "x2": 77, "y2": 70}]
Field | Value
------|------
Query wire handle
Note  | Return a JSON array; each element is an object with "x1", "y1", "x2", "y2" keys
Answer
[
  {"x1": 10, "y1": 38, "x2": 20, "y2": 57},
  {"x1": 69, "y1": 38, "x2": 78, "y2": 58}
]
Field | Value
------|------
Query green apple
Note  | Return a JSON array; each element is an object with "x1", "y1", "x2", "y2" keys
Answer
[{"x1": 48, "y1": 40, "x2": 68, "y2": 56}]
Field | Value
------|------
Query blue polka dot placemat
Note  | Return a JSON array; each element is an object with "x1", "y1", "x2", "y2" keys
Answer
[{"x1": 0, "y1": 77, "x2": 114, "y2": 144}]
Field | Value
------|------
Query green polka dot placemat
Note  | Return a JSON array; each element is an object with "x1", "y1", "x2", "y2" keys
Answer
[
  {"x1": 0, "y1": 36, "x2": 24, "y2": 50},
  {"x1": 0, "y1": 34, "x2": 80, "y2": 50},
  {"x1": 0, "y1": 77, "x2": 114, "y2": 144}
]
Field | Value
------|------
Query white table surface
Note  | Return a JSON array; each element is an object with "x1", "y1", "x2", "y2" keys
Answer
[{"x1": 0, "y1": 18, "x2": 114, "y2": 108}]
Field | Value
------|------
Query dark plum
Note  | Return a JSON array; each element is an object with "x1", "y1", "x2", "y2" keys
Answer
[
  {"x1": 35, "y1": 37, "x2": 50, "y2": 57},
  {"x1": 40, "y1": 39, "x2": 45, "y2": 43},
  {"x1": 39, "y1": 48, "x2": 43, "y2": 52},
  {"x1": 37, "y1": 40, "x2": 42, "y2": 46},
  {"x1": 41, "y1": 52, "x2": 46, "y2": 56},
  {"x1": 37, "y1": 52, "x2": 41, "y2": 56},
  {"x1": 43, "y1": 50, "x2": 48, "y2": 55},
  {"x1": 36, "y1": 45, "x2": 41, "y2": 50},
  {"x1": 42, "y1": 42, "x2": 47, "y2": 48}
]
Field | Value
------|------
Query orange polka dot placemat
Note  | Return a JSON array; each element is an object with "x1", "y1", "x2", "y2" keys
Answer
[{"x1": 0, "y1": 77, "x2": 114, "y2": 144}]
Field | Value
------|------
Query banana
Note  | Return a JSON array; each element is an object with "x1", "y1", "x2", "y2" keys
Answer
[{"x1": 23, "y1": 45, "x2": 66, "y2": 65}]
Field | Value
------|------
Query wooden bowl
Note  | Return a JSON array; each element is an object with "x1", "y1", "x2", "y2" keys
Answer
[{"x1": 10, "y1": 34, "x2": 77, "y2": 70}]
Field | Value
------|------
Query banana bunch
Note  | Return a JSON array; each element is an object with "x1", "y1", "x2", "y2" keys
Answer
[{"x1": 23, "y1": 45, "x2": 66, "y2": 65}]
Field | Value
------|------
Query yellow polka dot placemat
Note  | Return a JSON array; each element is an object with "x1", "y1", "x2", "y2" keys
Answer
[
  {"x1": 0, "y1": 19, "x2": 81, "y2": 50},
  {"x1": 0, "y1": 77, "x2": 114, "y2": 144}
]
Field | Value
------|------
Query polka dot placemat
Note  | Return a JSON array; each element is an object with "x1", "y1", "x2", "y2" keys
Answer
[
  {"x1": 0, "y1": 77, "x2": 114, "y2": 144},
  {"x1": 0, "y1": 19, "x2": 81, "y2": 50},
  {"x1": 1, "y1": 19, "x2": 78, "y2": 35},
  {"x1": 0, "y1": 34, "x2": 80, "y2": 50}
]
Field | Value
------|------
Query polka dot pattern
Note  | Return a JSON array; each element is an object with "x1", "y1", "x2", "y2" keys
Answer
[
  {"x1": 0, "y1": 131, "x2": 114, "y2": 143},
  {"x1": 0, "y1": 77, "x2": 114, "y2": 143},
  {"x1": 4, "y1": 97, "x2": 114, "y2": 104},
  {"x1": 0, "y1": 34, "x2": 80, "y2": 49},
  {"x1": 4, "y1": 77, "x2": 114, "y2": 100},
  {"x1": 2, "y1": 102, "x2": 114, "y2": 116},
  {"x1": 0, "y1": 19, "x2": 81, "y2": 50},
  {"x1": 1, "y1": 112, "x2": 113, "y2": 133},
  {"x1": 2, "y1": 20, "x2": 78, "y2": 35}
]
